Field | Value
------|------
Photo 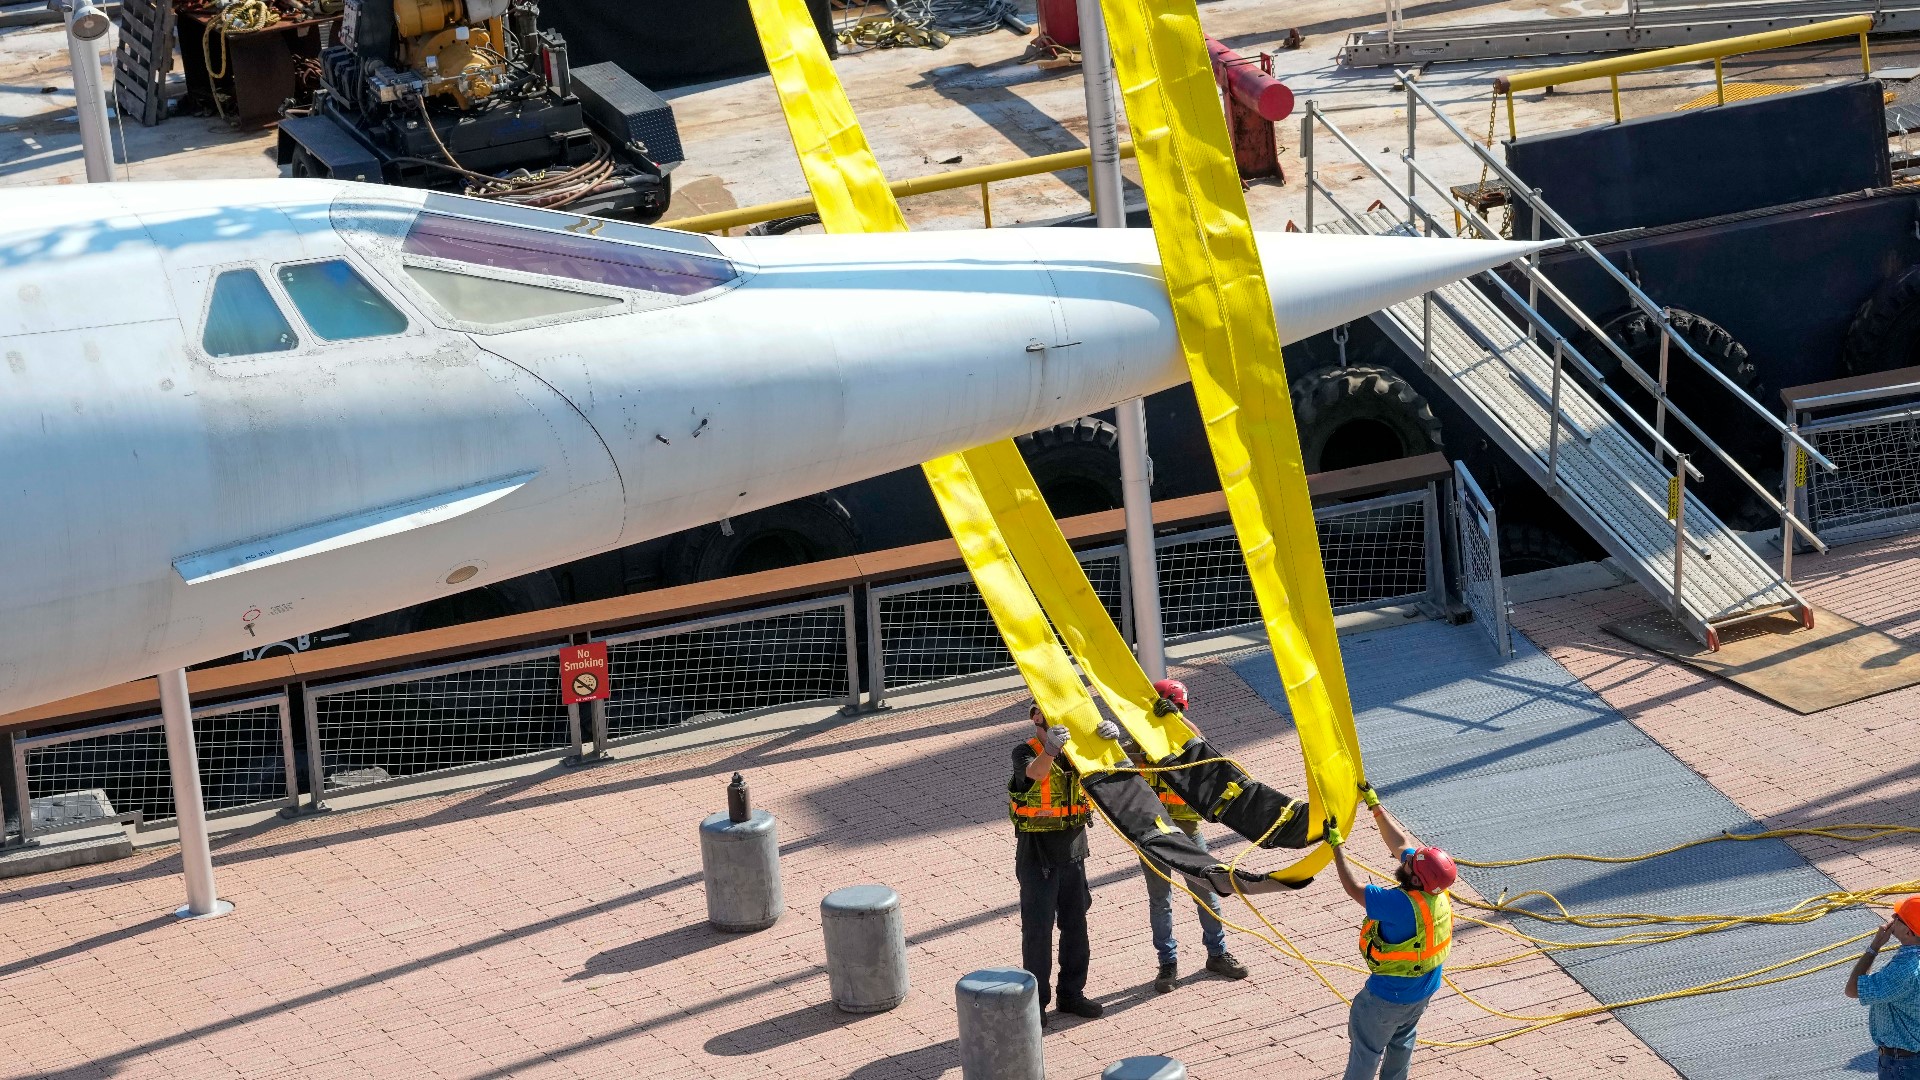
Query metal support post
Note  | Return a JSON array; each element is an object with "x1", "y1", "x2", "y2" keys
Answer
[
  {"x1": 1404, "y1": 75, "x2": 1417, "y2": 226},
  {"x1": 865, "y1": 586, "x2": 889, "y2": 711},
  {"x1": 1781, "y1": 422, "x2": 1802, "y2": 580},
  {"x1": 1302, "y1": 103, "x2": 1316, "y2": 232},
  {"x1": 1080, "y1": 0, "x2": 1166, "y2": 678},
  {"x1": 1421, "y1": 482, "x2": 1445, "y2": 612},
  {"x1": 842, "y1": 589, "x2": 862, "y2": 713},
  {"x1": 566, "y1": 703, "x2": 585, "y2": 763},
  {"x1": 590, "y1": 699, "x2": 610, "y2": 755},
  {"x1": 2, "y1": 730, "x2": 24, "y2": 846},
  {"x1": 58, "y1": 1, "x2": 115, "y2": 183},
  {"x1": 159, "y1": 668, "x2": 231, "y2": 919},
  {"x1": 1671, "y1": 453, "x2": 1690, "y2": 621},
  {"x1": 1547, "y1": 340, "x2": 1565, "y2": 487},
  {"x1": 1655, "y1": 324, "x2": 1671, "y2": 440}
]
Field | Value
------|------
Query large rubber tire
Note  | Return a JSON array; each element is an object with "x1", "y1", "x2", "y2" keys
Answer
[
  {"x1": 747, "y1": 213, "x2": 823, "y2": 236},
  {"x1": 1497, "y1": 521, "x2": 1586, "y2": 576},
  {"x1": 1595, "y1": 308, "x2": 1772, "y2": 529},
  {"x1": 664, "y1": 494, "x2": 861, "y2": 585},
  {"x1": 1291, "y1": 364, "x2": 1443, "y2": 474},
  {"x1": 1016, "y1": 417, "x2": 1124, "y2": 517},
  {"x1": 1843, "y1": 263, "x2": 1920, "y2": 376},
  {"x1": 285, "y1": 146, "x2": 328, "y2": 180}
]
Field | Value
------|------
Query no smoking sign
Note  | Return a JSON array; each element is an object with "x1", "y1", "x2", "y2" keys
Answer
[{"x1": 559, "y1": 642, "x2": 611, "y2": 705}]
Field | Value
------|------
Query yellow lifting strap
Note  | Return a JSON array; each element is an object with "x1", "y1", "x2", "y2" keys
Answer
[
  {"x1": 1093, "y1": 0, "x2": 1363, "y2": 880},
  {"x1": 744, "y1": 0, "x2": 1145, "y2": 774}
]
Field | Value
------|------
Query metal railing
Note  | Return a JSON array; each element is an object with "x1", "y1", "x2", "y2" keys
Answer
[
  {"x1": 10, "y1": 694, "x2": 295, "y2": 846},
  {"x1": 865, "y1": 487, "x2": 1448, "y2": 706},
  {"x1": 1454, "y1": 461, "x2": 1513, "y2": 658},
  {"x1": 304, "y1": 595, "x2": 859, "y2": 807},
  {"x1": 1491, "y1": 14, "x2": 1873, "y2": 135},
  {"x1": 1301, "y1": 75, "x2": 1834, "y2": 623},
  {"x1": 1784, "y1": 378, "x2": 1920, "y2": 572},
  {"x1": 664, "y1": 142, "x2": 1138, "y2": 236}
]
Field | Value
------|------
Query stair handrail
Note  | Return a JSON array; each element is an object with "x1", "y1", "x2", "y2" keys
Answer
[
  {"x1": 1398, "y1": 151, "x2": 1828, "y2": 554},
  {"x1": 1396, "y1": 73, "x2": 1838, "y2": 476}
]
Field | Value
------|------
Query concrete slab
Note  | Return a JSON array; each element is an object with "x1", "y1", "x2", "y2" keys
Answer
[{"x1": 0, "y1": 825, "x2": 132, "y2": 880}]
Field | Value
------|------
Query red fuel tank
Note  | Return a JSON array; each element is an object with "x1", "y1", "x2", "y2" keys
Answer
[{"x1": 1035, "y1": 0, "x2": 1081, "y2": 47}]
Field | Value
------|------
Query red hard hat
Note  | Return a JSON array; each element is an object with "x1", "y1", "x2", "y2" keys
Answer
[
  {"x1": 1152, "y1": 678, "x2": 1189, "y2": 710},
  {"x1": 1409, "y1": 847, "x2": 1457, "y2": 892}
]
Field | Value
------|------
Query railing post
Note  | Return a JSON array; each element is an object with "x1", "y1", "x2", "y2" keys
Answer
[
  {"x1": 1526, "y1": 193, "x2": 1542, "y2": 340},
  {"x1": 1421, "y1": 291, "x2": 1432, "y2": 371},
  {"x1": 1655, "y1": 318, "x2": 1671, "y2": 441},
  {"x1": 1404, "y1": 72, "x2": 1417, "y2": 227},
  {"x1": 842, "y1": 589, "x2": 862, "y2": 713},
  {"x1": 9, "y1": 733, "x2": 31, "y2": 847},
  {"x1": 1547, "y1": 339, "x2": 1565, "y2": 488},
  {"x1": 160, "y1": 667, "x2": 229, "y2": 919},
  {"x1": 301, "y1": 681, "x2": 328, "y2": 813},
  {"x1": 1781, "y1": 422, "x2": 1801, "y2": 580},
  {"x1": 1671, "y1": 452, "x2": 1691, "y2": 621},
  {"x1": 1303, "y1": 102, "x2": 1316, "y2": 232},
  {"x1": 275, "y1": 694, "x2": 300, "y2": 817},
  {"x1": 981, "y1": 182, "x2": 993, "y2": 228},
  {"x1": 591, "y1": 700, "x2": 610, "y2": 757},
  {"x1": 1609, "y1": 74, "x2": 1622, "y2": 122},
  {"x1": 566, "y1": 703, "x2": 585, "y2": 764},
  {"x1": 865, "y1": 585, "x2": 889, "y2": 711},
  {"x1": 1422, "y1": 482, "x2": 1445, "y2": 612},
  {"x1": 1714, "y1": 57, "x2": 1726, "y2": 105}
]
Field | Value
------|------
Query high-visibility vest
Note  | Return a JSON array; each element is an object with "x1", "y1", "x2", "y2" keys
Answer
[
  {"x1": 1009, "y1": 737, "x2": 1090, "y2": 832},
  {"x1": 1149, "y1": 773, "x2": 1200, "y2": 825},
  {"x1": 1359, "y1": 889, "x2": 1453, "y2": 979}
]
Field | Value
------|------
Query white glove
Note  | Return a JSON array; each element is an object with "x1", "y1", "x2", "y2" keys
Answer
[
  {"x1": 1095, "y1": 719, "x2": 1124, "y2": 742},
  {"x1": 1040, "y1": 724, "x2": 1071, "y2": 756}
]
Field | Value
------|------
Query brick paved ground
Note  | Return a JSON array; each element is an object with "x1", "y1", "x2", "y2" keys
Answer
[
  {"x1": 1511, "y1": 530, "x2": 1920, "y2": 898},
  {"x1": 0, "y1": 625, "x2": 1683, "y2": 1078}
]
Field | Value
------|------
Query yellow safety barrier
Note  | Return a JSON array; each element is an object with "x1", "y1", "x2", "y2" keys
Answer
[
  {"x1": 1492, "y1": 14, "x2": 1873, "y2": 137},
  {"x1": 664, "y1": 142, "x2": 1138, "y2": 235}
]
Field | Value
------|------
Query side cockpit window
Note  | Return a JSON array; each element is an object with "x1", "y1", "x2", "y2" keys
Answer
[
  {"x1": 401, "y1": 265, "x2": 622, "y2": 325},
  {"x1": 203, "y1": 269, "x2": 298, "y2": 357},
  {"x1": 277, "y1": 260, "x2": 409, "y2": 341}
]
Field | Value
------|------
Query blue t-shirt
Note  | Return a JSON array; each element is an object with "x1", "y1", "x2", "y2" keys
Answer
[
  {"x1": 1363, "y1": 884, "x2": 1443, "y2": 1004},
  {"x1": 1857, "y1": 945, "x2": 1920, "y2": 1051}
]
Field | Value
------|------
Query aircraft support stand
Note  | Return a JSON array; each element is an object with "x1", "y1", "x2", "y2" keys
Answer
[
  {"x1": 1079, "y1": 0, "x2": 1167, "y2": 679},
  {"x1": 160, "y1": 668, "x2": 232, "y2": 920}
]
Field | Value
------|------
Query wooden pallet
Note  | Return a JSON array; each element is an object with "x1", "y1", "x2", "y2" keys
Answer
[{"x1": 113, "y1": 0, "x2": 174, "y2": 127}]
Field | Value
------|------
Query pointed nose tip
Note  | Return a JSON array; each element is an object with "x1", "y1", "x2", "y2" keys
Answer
[{"x1": 1260, "y1": 231, "x2": 1551, "y2": 344}]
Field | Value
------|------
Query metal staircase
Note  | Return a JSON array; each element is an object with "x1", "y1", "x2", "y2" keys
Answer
[{"x1": 1300, "y1": 78, "x2": 1834, "y2": 647}]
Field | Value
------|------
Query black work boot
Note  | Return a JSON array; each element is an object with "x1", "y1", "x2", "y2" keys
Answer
[
  {"x1": 1153, "y1": 961, "x2": 1178, "y2": 993},
  {"x1": 1205, "y1": 951, "x2": 1250, "y2": 980},
  {"x1": 1056, "y1": 994, "x2": 1105, "y2": 1019}
]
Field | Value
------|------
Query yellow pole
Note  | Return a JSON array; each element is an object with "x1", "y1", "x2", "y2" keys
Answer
[
  {"x1": 1714, "y1": 57, "x2": 1725, "y2": 105},
  {"x1": 1610, "y1": 74, "x2": 1622, "y2": 121},
  {"x1": 1493, "y1": 14, "x2": 1872, "y2": 94},
  {"x1": 1862, "y1": 31, "x2": 1873, "y2": 76},
  {"x1": 1506, "y1": 89, "x2": 1516, "y2": 141},
  {"x1": 982, "y1": 181, "x2": 993, "y2": 228}
]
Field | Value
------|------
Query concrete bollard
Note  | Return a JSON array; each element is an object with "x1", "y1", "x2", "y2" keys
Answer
[
  {"x1": 955, "y1": 968, "x2": 1044, "y2": 1080},
  {"x1": 821, "y1": 884, "x2": 909, "y2": 1012},
  {"x1": 698, "y1": 809, "x2": 781, "y2": 931},
  {"x1": 1102, "y1": 1057, "x2": 1187, "y2": 1080}
]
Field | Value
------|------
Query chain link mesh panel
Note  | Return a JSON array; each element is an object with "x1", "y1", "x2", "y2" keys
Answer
[
  {"x1": 602, "y1": 602, "x2": 852, "y2": 737},
  {"x1": 1455, "y1": 464, "x2": 1512, "y2": 657},
  {"x1": 1803, "y1": 410, "x2": 1920, "y2": 544},
  {"x1": 310, "y1": 656, "x2": 568, "y2": 792},
  {"x1": 875, "y1": 555, "x2": 1123, "y2": 690},
  {"x1": 18, "y1": 703, "x2": 290, "y2": 835}
]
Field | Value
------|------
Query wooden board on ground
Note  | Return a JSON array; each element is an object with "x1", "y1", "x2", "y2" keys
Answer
[{"x1": 1604, "y1": 605, "x2": 1920, "y2": 714}]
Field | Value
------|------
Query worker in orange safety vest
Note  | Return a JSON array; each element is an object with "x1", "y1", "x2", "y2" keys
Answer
[
  {"x1": 1009, "y1": 702, "x2": 1104, "y2": 1022},
  {"x1": 1327, "y1": 781, "x2": 1457, "y2": 1080}
]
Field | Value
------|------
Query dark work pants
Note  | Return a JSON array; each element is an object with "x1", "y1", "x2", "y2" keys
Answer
[{"x1": 1016, "y1": 851, "x2": 1090, "y2": 1009}]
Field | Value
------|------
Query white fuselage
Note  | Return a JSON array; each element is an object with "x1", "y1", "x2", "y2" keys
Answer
[{"x1": 0, "y1": 179, "x2": 1540, "y2": 714}]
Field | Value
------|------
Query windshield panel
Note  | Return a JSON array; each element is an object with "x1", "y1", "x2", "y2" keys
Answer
[{"x1": 402, "y1": 212, "x2": 735, "y2": 297}]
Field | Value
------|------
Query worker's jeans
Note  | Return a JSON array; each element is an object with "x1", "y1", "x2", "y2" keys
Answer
[
  {"x1": 1344, "y1": 986, "x2": 1430, "y2": 1080},
  {"x1": 1016, "y1": 852, "x2": 1090, "y2": 1009},
  {"x1": 1141, "y1": 821, "x2": 1227, "y2": 964},
  {"x1": 1882, "y1": 1050, "x2": 1920, "y2": 1080}
]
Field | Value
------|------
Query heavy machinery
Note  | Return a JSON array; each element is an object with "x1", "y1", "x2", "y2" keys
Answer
[{"x1": 276, "y1": 0, "x2": 681, "y2": 220}]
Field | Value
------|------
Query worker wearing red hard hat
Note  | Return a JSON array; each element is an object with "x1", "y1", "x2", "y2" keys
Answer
[
  {"x1": 1098, "y1": 678, "x2": 1250, "y2": 994},
  {"x1": 1326, "y1": 781, "x2": 1456, "y2": 1080},
  {"x1": 1845, "y1": 894, "x2": 1920, "y2": 1075}
]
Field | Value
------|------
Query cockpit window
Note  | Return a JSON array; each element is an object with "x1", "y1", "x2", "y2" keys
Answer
[
  {"x1": 277, "y1": 260, "x2": 409, "y2": 341},
  {"x1": 203, "y1": 268, "x2": 297, "y2": 357},
  {"x1": 401, "y1": 212, "x2": 736, "y2": 297},
  {"x1": 403, "y1": 265, "x2": 622, "y2": 325}
]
